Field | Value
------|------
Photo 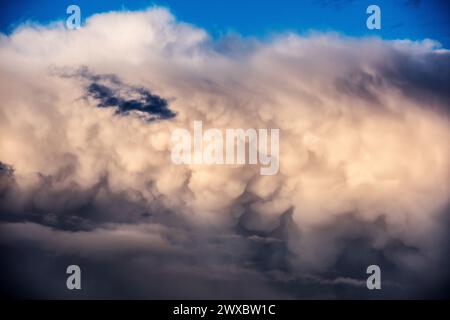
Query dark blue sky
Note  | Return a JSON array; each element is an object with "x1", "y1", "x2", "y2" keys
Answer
[{"x1": 1, "y1": 0, "x2": 449, "y2": 47}]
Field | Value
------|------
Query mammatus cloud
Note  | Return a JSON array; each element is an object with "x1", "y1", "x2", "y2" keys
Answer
[{"x1": 0, "y1": 7, "x2": 449, "y2": 298}]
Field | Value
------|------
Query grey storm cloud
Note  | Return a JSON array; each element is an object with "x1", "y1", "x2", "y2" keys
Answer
[{"x1": 0, "y1": 7, "x2": 449, "y2": 299}]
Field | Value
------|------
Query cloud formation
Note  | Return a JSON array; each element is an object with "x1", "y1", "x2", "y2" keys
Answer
[
  {"x1": 0, "y1": 7, "x2": 449, "y2": 298},
  {"x1": 58, "y1": 67, "x2": 176, "y2": 121}
]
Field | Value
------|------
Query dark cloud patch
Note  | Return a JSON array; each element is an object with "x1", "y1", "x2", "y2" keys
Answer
[
  {"x1": 0, "y1": 169, "x2": 185, "y2": 233},
  {"x1": 0, "y1": 161, "x2": 14, "y2": 178},
  {"x1": 1, "y1": 211, "x2": 446, "y2": 299},
  {"x1": 58, "y1": 67, "x2": 176, "y2": 121},
  {"x1": 334, "y1": 50, "x2": 450, "y2": 113},
  {"x1": 379, "y1": 50, "x2": 450, "y2": 111},
  {"x1": 86, "y1": 83, "x2": 176, "y2": 121},
  {"x1": 0, "y1": 161, "x2": 15, "y2": 201}
]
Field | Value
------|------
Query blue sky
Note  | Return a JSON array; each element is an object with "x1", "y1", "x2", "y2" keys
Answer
[{"x1": 1, "y1": 0, "x2": 449, "y2": 47}]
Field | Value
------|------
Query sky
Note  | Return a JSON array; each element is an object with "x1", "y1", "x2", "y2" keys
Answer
[
  {"x1": 1, "y1": 0, "x2": 450, "y2": 47},
  {"x1": 0, "y1": 1, "x2": 449, "y2": 299}
]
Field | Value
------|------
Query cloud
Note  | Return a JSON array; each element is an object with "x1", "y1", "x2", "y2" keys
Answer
[
  {"x1": 0, "y1": 222, "x2": 177, "y2": 255},
  {"x1": 0, "y1": 7, "x2": 449, "y2": 298},
  {"x1": 56, "y1": 66, "x2": 176, "y2": 121}
]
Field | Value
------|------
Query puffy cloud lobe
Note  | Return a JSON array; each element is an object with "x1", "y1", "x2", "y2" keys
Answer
[{"x1": 0, "y1": 7, "x2": 449, "y2": 298}]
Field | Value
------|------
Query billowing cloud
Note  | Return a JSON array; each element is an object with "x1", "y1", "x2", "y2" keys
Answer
[{"x1": 0, "y1": 7, "x2": 449, "y2": 298}]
